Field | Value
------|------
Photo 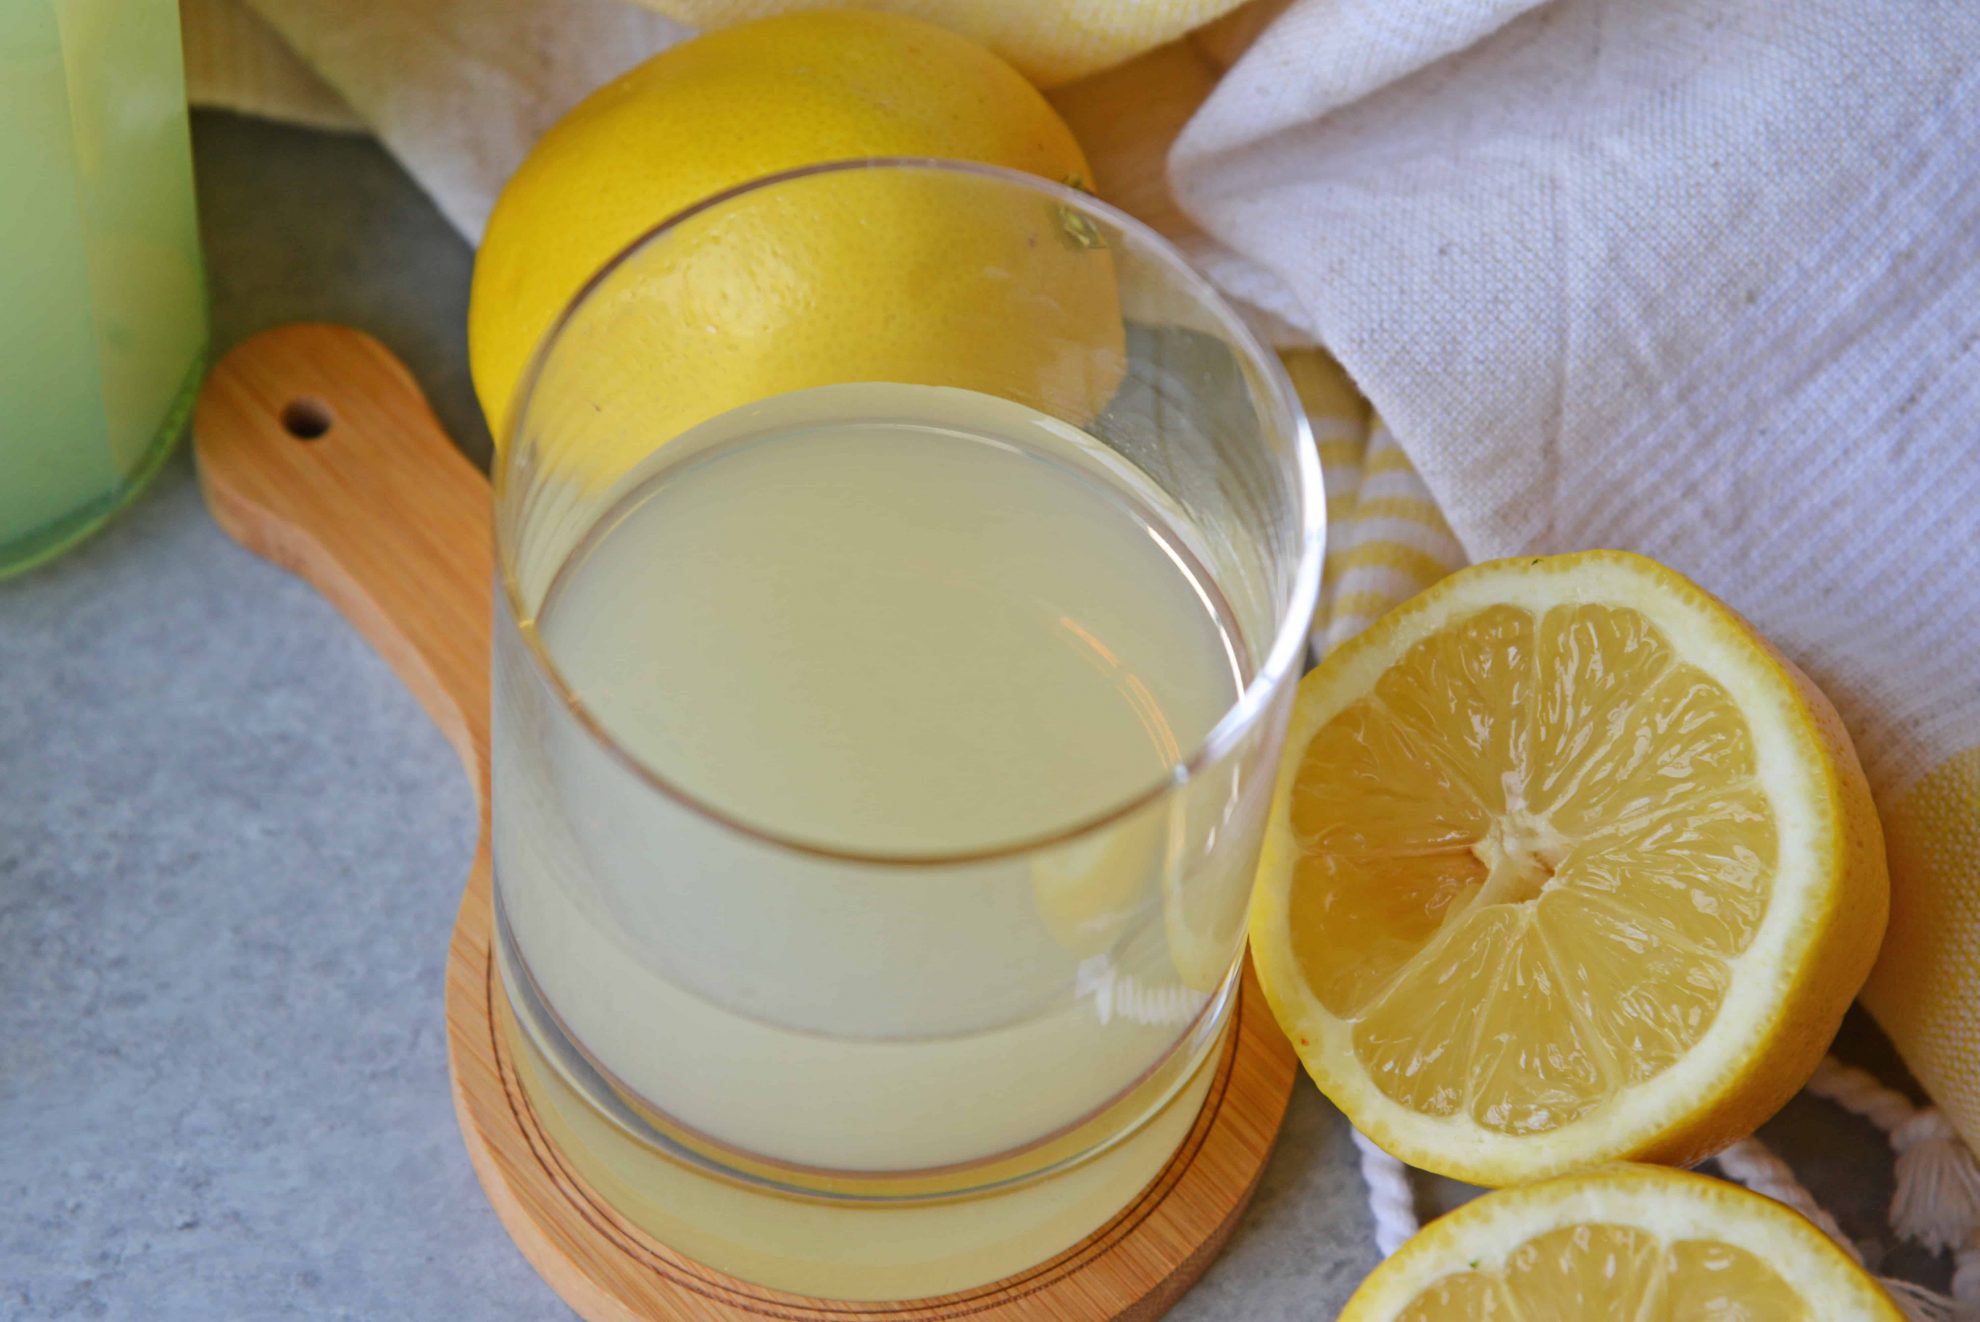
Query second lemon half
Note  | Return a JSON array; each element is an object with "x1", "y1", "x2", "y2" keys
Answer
[{"x1": 1250, "y1": 551, "x2": 1888, "y2": 1185}]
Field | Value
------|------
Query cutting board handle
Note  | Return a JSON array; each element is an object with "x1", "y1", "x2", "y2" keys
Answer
[{"x1": 193, "y1": 324, "x2": 491, "y2": 795}]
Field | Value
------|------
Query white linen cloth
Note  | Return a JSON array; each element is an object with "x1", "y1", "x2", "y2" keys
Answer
[
  {"x1": 181, "y1": 0, "x2": 687, "y2": 239},
  {"x1": 1172, "y1": 0, "x2": 1980, "y2": 1152}
]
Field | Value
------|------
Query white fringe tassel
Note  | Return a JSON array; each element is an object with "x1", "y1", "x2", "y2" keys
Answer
[
  {"x1": 1884, "y1": 1277, "x2": 1980, "y2": 1322},
  {"x1": 1896, "y1": 1115, "x2": 1980, "y2": 1255},
  {"x1": 1711, "y1": 1136, "x2": 1978, "y2": 1322},
  {"x1": 1712, "y1": 1136, "x2": 1861, "y2": 1258},
  {"x1": 1956, "y1": 1229, "x2": 1980, "y2": 1307},
  {"x1": 1808, "y1": 1057, "x2": 1980, "y2": 1254},
  {"x1": 1352, "y1": 1130, "x2": 1418, "y2": 1258}
]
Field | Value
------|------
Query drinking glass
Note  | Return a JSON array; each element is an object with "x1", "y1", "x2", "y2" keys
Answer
[
  {"x1": 491, "y1": 159, "x2": 1321, "y2": 1273},
  {"x1": 0, "y1": 0, "x2": 207, "y2": 575}
]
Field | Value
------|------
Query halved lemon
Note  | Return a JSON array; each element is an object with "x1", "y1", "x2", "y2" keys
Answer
[
  {"x1": 1250, "y1": 551, "x2": 1887, "y2": 1185},
  {"x1": 1340, "y1": 1164, "x2": 1903, "y2": 1320}
]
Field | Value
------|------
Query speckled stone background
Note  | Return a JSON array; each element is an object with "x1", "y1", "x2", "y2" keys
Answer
[{"x1": 0, "y1": 112, "x2": 1950, "y2": 1320}]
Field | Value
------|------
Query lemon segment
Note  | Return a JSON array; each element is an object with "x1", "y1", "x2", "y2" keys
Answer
[
  {"x1": 1251, "y1": 551, "x2": 1888, "y2": 1184},
  {"x1": 1343, "y1": 1165, "x2": 1903, "y2": 1320}
]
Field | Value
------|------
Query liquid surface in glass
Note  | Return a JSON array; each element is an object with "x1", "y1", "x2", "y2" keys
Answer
[
  {"x1": 496, "y1": 383, "x2": 1255, "y2": 1178},
  {"x1": 544, "y1": 391, "x2": 1243, "y2": 853}
]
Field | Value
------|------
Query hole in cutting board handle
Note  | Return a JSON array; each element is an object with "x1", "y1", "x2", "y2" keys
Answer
[{"x1": 281, "y1": 398, "x2": 333, "y2": 440}]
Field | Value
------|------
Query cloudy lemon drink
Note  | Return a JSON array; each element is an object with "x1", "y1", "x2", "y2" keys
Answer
[
  {"x1": 1, "y1": 0, "x2": 206, "y2": 573},
  {"x1": 490, "y1": 162, "x2": 1321, "y2": 1201},
  {"x1": 500, "y1": 384, "x2": 1248, "y2": 1176}
]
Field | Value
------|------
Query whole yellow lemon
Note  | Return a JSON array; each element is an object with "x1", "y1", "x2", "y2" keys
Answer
[{"x1": 469, "y1": 9, "x2": 1125, "y2": 457}]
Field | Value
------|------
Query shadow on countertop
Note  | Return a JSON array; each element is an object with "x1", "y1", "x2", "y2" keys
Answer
[{"x1": 192, "y1": 110, "x2": 494, "y2": 471}]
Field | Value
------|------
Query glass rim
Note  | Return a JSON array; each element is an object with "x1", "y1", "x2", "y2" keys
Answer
[{"x1": 495, "y1": 155, "x2": 1326, "y2": 868}]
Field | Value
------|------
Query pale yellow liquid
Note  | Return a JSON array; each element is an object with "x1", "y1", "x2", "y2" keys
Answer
[
  {"x1": 494, "y1": 384, "x2": 1253, "y2": 1180},
  {"x1": 1, "y1": 0, "x2": 206, "y2": 571}
]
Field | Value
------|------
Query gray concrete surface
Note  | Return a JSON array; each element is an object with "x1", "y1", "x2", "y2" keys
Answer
[{"x1": 0, "y1": 111, "x2": 1948, "y2": 1319}]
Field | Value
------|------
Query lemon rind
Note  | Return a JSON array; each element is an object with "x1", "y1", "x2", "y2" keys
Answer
[{"x1": 1251, "y1": 550, "x2": 1862, "y2": 1183}]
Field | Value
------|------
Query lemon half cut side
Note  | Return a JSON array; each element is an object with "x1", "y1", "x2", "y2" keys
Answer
[{"x1": 1250, "y1": 551, "x2": 1887, "y2": 1185}]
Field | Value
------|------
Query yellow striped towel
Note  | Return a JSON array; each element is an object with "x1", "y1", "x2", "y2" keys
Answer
[{"x1": 1279, "y1": 350, "x2": 1466, "y2": 659}]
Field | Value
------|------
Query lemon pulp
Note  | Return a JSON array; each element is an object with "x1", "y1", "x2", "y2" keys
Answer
[
  {"x1": 1397, "y1": 1221, "x2": 1805, "y2": 1319},
  {"x1": 1290, "y1": 602, "x2": 1775, "y2": 1136},
  {"x1": 1346, "y1": 1166, "x2": 1902, "y2": 1320}
]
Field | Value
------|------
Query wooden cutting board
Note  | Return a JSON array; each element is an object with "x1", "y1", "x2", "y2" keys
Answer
[{"x1": 191, "y1": 322, "x2": 1297, "y2": 1321}]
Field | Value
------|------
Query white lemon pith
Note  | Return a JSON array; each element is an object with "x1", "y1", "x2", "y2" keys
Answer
[
  {"x1": 1250, "y1": 551, "x2": 1888, "y2": 1185},
  {"x1": 1342, "y1": 1164, "x2": 1903, "y2": 1319}
]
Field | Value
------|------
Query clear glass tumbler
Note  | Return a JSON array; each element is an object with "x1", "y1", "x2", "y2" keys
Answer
[
  {"x1": 492, "y1": 161, "x2": 1321, "y2": 1230},
  {"x1": 0, "y1": 0, "x2": 207, "y2": 575}
]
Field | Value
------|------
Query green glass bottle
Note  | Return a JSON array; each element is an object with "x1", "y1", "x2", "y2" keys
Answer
[{"x1": 0, "y1": 0, "x2": 208, "y2": 576}]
